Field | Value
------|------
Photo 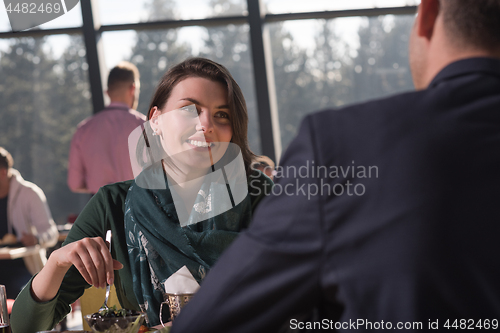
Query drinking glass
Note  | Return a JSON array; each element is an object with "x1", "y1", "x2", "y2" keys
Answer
[
  {"x1": 0, "y1": 285, "x2": 11, "y2": 333},
  {"x1": 160, "y1": 293, "x2": 195, "y2": 325}
]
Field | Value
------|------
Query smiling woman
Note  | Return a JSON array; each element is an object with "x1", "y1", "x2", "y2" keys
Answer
[{"x1": 10, "y1": 57, "x2": 274, "y2": 333}]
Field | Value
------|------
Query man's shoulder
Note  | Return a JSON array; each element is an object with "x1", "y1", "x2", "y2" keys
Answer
[
  {"x1": 74, "y1": 111, "x2": 103, "y2": 131},
  {"x1": 74, "y1": 114, "x2": 94, "y2": 129},
  {"x1": 296, "y1": 89, "x2": 433, "y2": 142},
  {"x1": 126, "y1": 109, "x2": 147, "y2": 122},
  {"x1": 289, "y1": 89, "x2": 432, "y2": 157},
  {"x1": 104, "y1": 105, "x2": 146, "y2": 123},
  {"x1": 9, "y1": 169, "x2": 46, "y2": 201},
  {"x1": 76, "y1": 107, "x2": 145, "y2": 129},
  {"x1": 310, "y1": 89, "x2": 423, "y2": 123}
]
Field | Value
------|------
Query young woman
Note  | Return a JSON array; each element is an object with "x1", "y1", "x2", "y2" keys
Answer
[{"x1": 11, "y1": 58, "x2": 273, "y2": 331}]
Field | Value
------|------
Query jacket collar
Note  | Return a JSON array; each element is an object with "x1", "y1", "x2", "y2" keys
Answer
[
  {"x1": 429, "y1": 57, "x2": 500, "y2": 88},
  {"x1": 6, "y1": 169, "x2": 23, "y2": 233},
  {"x1": 106, "y1": 102, "x2": 131, "y2": 111},
  {"x1": 8, "y1": 168, "x2": 23, "y2": 196}
]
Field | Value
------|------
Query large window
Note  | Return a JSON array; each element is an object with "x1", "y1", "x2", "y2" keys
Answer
[
  {"x1": 269, "y1": 15, "x2": 415, "y2": 148},
  {"x1": 263, "y1": 0, "x2": 419, "y2": 14},
  {"x1": 99, "y1": 0, "x2": 248, "y2": 25},
  {"x1": 0, "y1": 35, "x2": 91, "y2": 222}
]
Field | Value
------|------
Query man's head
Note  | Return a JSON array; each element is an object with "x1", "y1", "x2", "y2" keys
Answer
[
  {"x1": 107, "y1": 61, "x2": 140, "y2": 109},
  {"x1": 251, "y1": 155, "x2": 275, "y2": 180},
  {"x1": 0, "y1": 147, "x2": 13, "y2": 193},
  {"x1": 409, "y1": 0, "x2": 500, "y2": 90}
]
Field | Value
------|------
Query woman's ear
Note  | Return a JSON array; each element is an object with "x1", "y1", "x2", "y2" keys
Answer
[
  {"x1": 149, "y1": 106, "x2": 160, "y2": 120},
  {"x1": 150, "y1": 106, "x2": 162, "y2": 135}
]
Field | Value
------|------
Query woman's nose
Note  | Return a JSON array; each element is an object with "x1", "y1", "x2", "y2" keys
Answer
[{"x1": 195, "y1": 111, "x2": 213, "y2": 133}]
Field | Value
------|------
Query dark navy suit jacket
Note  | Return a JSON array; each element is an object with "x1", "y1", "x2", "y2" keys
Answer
[{"x1": 171, "y1": 58, "x2": 500, "y2": 332}]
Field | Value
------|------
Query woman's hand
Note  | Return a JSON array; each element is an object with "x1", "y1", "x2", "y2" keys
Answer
[
  {"x1": 54, "y1": 236, "x2": 123, "y2": 287},
  {"x1": 31, "y1": 236, "x2": 123, "y2": 302}
]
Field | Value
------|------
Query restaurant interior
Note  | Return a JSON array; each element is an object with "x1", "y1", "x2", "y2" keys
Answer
[{"x1": 0, "y1": 0, "x2": 420, "y2": 331}]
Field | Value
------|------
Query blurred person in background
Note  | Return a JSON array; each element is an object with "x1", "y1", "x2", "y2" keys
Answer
[
  {"x1": 67, "y1": 61, "x2": 146, "y2": 195},
  {"x1": 251, "y1": 155, "x2": 275, "y2": 180},
  {"x1": 0, "y1": 147, "x2": 58, "y2": 299}
]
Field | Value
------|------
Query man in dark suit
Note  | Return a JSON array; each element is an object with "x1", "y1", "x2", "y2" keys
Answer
[{"x1": 171, "y1": 0, "x2": 500, "y2": 332}]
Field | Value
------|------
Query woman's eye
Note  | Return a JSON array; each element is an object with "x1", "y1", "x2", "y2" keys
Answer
[
  {"x1": 180, "y1": 105, "x2": 198, "y2": 113},
  {"x1": 215, "y1": 111, "x2": 230, "y2": 119},
  {"x1": 179, "y1": 104, "x2": 200, "y2": 117}
]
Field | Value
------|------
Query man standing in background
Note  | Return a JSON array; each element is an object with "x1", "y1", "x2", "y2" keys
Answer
[
  {"x1": 0, "y1": 147, "x2": 58, "y2": 299},
  {"x1": 68, "y1": 61, "x2": 145, "y2": 194}
]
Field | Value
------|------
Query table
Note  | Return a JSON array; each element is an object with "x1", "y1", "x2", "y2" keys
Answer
[
  {"x1": 57, "y1": 223, "x2": 73, "y2": 243},
  {"x1": 0, "y1": 245, "x2": 41, "y2": 260},
  {"x1": 0, "y1": 224, "x2": 72, "y2": 260},
  {"x1": 58, "y1": 231, "x2": 70, "y2": 242}
]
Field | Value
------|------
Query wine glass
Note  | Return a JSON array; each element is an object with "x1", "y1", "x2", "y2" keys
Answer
[{"x1": 0, "y1": 285, "x2": 11, "y2": 333}]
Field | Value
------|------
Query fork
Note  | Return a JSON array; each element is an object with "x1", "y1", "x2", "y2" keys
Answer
[{"x1": 98, "y1": 230, "x2": 112, "y2": 312}]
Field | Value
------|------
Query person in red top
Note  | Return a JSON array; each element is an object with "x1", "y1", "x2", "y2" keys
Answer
[{"x1": 67, "y1": 61, "x2": 146, "y2": 194}]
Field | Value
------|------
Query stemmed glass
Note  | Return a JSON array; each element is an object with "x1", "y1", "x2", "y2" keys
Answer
[{"x1": 0, "y1": 285, "x2": 11, "y2": 333}]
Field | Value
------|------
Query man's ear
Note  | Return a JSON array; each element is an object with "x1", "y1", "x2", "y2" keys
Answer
[
  {"x1": 416, "y1": 0, "x2": 440, "y2": 40},
  {"x1": 129, "y1": 82, "x2": 136, "y2": 97}
]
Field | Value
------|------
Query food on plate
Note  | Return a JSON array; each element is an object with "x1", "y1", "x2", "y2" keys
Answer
[
  {"x1": 84, "y1": 306, "x2": 146, "y2": 333},
  {"x1": 137, "y1": 326, "x2": 149, "y2": 333}
]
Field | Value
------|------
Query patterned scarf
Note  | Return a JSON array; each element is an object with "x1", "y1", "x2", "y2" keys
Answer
[{"x1": 124, "y1": 163, "x2": 252, "y2": 326}]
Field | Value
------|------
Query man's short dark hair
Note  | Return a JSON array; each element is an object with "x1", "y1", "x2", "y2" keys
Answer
[
  {"x1": 441, "y1": 0, "x2": 500, "y2": 51},
  {"x1": 0, "y1": 147, "x2": 13, "y2": 170},
  {"x1": 107, "y1": 61, "x2": 140, "y2": 92}
]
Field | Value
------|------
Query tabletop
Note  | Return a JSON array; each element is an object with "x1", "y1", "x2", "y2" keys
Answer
[{"x1": 0, "y1": 244, "x2": 41, "y2": 260}]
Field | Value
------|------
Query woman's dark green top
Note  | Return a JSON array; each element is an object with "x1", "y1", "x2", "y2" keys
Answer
[{"x1": 11, "y1": 171, "x2": 272, "y2": 333}]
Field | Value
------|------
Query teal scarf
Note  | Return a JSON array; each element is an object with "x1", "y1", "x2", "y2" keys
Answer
[{"x1": 124, "y1": 163, "x2": 252, "y2": 326}]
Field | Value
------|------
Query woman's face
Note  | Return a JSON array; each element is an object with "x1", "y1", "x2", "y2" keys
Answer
[{"x1": 150, "y1": 76, "x2": 233, "y2": 173}]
